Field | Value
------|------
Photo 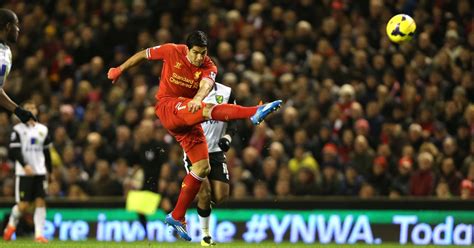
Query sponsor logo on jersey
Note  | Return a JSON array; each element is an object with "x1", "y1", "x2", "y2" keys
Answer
[{"x1": 170, "y1": 73, "x2": 198, "y2": 89}]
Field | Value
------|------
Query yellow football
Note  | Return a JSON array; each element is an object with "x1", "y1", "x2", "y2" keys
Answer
[{"x1": 386, "y1": 14, "x2": 416, "y2": 44}]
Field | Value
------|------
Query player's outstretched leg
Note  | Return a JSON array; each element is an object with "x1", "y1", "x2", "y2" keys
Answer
[
  {"x1": 209, "y1": 100, "x2": 282, "y2": 125},
  {"x1": 250, "y1": 100, "x2": 283, "y2": 125}
]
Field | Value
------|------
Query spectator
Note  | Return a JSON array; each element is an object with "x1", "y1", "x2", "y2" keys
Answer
[
  {"x1": 67, "y1": 184, "x2": 89, "y2": 201},
  {"x1": 253, "y1": 181, "x2": 271, "y2": 200},
  {"x1": 460, "y1": 179, "x2": 473, "y2": 200},
  {"x1": 410, "y1": 152, "x2": 436, "y2": 196},
  {"x1": 391, "y1": 156, "x2": 414, "y2": 196},
  {"x1": 232, "y1": 182, "x2": 248, "y2": 200},
  {"x1": 442, "y1": 137, "x2": 464, "y2": 168},
  {"x1": 133, "y1": 120, "x2": 168, "y2": 193},
  {"x1": 318, "y1": 165, "x2": 344, "y2": 196},
  {"x1": 267, "y1": 142, "x2": 288, "y2": 168},
  {"x1": 288, "y1": 145, "x2": 319, "y2": 176},
  {"x1": 293, "y1": 168, "x2": 318, "y2": 196},
  {"x1": 343, "y1": 166, "x2": 364, "y2": 196},
  {"x1": 407, "y1": 124, "x2": 424, "y2": 151},
  {"x1": 435, "y1": 181, "x2": 452, "y2": 199},
  {"x1": 350, "y1": 135, "x2": 375, "y2": 178},
  {"x1": 63, "y1": 165, "x2": 90, "y2": 195},
  {"x1": 241, "y1": 147, "x2": 262, "y2": 185},
  {"x1": 258, "y1": 157, "x2": 278, "y2": 194},
  {"x1": 2, "y1": 178, "x2": 14, "y2": 199},
  {"x1": 367, "y1": 156, "x2": 392, "y2": 196},
  {"x1": 359, "y1": 183, "x2": 376, "y2": 199},
  {"x1": 275, "y1": 179, "x2": 292, "y2": 198},
  {"x1": 91, "y1": 160, "x2": 122, "y2": 196},
  {"x1": 438, "y1": 157, "x2": 463, "y2": 195}
]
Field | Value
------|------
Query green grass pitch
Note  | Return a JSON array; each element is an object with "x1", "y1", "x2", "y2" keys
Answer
[{"x1": 0, "y1": 240, "x2": 465, "y2": 248}]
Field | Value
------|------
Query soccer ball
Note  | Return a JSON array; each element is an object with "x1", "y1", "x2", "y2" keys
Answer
[{"x1": 386, "y1": 14, "x2": 416, "y2": 44}]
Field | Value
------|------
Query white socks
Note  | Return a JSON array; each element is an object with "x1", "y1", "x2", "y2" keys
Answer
[
  {"x1": 199, "y1": 215, "x2": 210, "y2": 238},
  {"x1": 7, "y1": 205, "x2": 47, "y2": 238},
  {"x1": 7, "y1": 205, "x2": 21, "y2": 227},
  {"x1": 34, "y1": 207, "x2": 46, "y2": 238}
]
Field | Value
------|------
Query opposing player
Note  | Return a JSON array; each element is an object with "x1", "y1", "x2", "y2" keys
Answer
[
  {"x1": 107, "y1": 31, "x2": 282, "y2": 241},
  {"x1": 184, "y1": 82, "x2": 235, "y2": 246},
  {"x1": 0, "y1": 9, "x2": 36, "y2": 123},
  {"x1": 3, "y1": 101, "x2": 51, "y2": 243}
]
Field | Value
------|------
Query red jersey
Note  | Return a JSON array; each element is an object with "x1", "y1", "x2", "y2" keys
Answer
[{"x1": 146, "y1": 43, "x2": 217, "y2": 100}]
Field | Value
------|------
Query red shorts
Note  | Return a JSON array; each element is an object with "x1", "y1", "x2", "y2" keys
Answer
[{"x1": 155, "y1": 97, "x2": 208, "y2": 163}]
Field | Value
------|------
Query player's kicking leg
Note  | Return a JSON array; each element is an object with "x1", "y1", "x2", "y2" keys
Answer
[
  {"x1": 174, "y1": 98, "x2": 283, "y2": 127},
  {"x1": 206, "y1": 100, "x2": 283, "y2": 125}
]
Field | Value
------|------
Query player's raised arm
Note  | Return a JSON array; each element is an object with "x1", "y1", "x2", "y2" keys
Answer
[
  {"x1": 107, "y1": 44, "x2": 175, "y2": 84},
  {"x1": 107, "y1": 50, "x2": 147, "y2": 84}
]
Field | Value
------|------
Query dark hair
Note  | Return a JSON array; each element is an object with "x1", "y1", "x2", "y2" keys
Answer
[
  {"x1": 0, "y1": 8, "x2": 16, "y2": 29},
  {"x1": 186, "y1": 30, "x2": 208, "y2": 49}
]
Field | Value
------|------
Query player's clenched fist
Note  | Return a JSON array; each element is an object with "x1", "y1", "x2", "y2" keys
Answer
[{"x1": 107, "y1": 67, "x2": 122, "y2": 83}]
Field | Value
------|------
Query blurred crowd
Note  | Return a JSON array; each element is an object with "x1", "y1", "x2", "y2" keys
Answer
[{"x1": 0, "y1": 0, "x2": 473, "y2": 208}]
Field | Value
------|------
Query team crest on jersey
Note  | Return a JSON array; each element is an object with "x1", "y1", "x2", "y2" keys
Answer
[
  {"x1": 174, "y1": 62, "x2": 182, "y2": 69},
  {"x1": 216, "y1": 95, "x2": 224, "y2": 104},
  {"x1": 39, "y1": 131, "x2": 44, "y2": 137},
  {"x1": 194, "y1": 71, "x2": 201, "y2": 80},
  {"x1": 145, "y1": 150, "x2": 155, "y2": 161}
]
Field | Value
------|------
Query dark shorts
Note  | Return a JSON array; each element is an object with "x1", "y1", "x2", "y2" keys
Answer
[
  {"x1": 15, "y1": 175, "x2": 47, "y2": 202},
  {"x1": 185, "y1": 151, "x2": 229, "y2": 183},
  {"x1": 155, "y1": 97, "x2": 208, "y2": 163}
]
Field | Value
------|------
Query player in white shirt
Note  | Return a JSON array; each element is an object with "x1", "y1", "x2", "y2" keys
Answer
[
  {"x1": 0, "y1": 9, "x2": 36, "y2": 123},
  {"x1": 183, "y1": 82, "x2": 236, "y2": 246},
  {"x1": 3, "y1": 102, "x2": 51, "y2": 243}
]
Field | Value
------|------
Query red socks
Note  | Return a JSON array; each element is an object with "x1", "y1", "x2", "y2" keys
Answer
[
  {"x1": 210, "y1": 104, "x2": 258, "y2": 121},
  {"x1": 171, "y1": 171, "x2": 203, "y2": 221}
]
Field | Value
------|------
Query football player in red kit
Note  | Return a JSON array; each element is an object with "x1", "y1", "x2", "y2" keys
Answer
[{"x1": 108, "y1": 31, "x2": 282, "y2": 241}]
